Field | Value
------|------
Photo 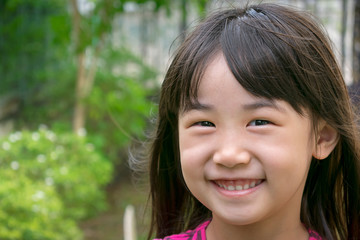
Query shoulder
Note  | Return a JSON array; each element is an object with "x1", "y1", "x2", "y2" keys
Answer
[
  {"x1": 308, "y1": 228, "x2": 324, "y2": 240},
  {"x1": 153, "y1": 220, "x2": 210, "y2": 240}
]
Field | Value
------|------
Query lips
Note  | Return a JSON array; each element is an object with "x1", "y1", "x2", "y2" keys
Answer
[{"x1": 214, "y1": 179, "x2": 263, "y2": 191}]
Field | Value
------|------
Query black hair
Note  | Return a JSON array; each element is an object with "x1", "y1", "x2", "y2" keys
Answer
[{"x1": 147, "y1": 3, "x2": 360, "y2": 239}]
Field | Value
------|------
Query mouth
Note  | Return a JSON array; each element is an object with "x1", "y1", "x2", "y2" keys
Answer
[{"x1": 214, "y1": 179, "x2": 264, "y2": 191}]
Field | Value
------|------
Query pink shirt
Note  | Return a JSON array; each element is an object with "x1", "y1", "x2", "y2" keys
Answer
[{"x1": 154, "y1": 220, "x2": 323, "y2": 240}]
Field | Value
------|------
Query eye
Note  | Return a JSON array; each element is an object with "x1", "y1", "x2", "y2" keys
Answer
[
  {"x1": 248, "y1": 119, "x2": 271, "y2": 126},
  {"x1": 193, "y1": 121, "x2": 215, "y2": 127}
]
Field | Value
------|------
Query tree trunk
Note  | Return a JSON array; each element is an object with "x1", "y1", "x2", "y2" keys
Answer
[
  {"x1": 341, "y1": 0, "x2": 348, "y2": 70},
  {"x1": 180, "y1": 0, "x2": 188, "y2": 42},
  {"x1": 353, "y1": 0, "x2": 360, "y2": 83},
  {"x1": 303, "y1": 0, "x2": 310, "y2": 10},
  {"x1": 313, "y1": 0, "x2": 318, "y2": 16},
  {"x1": 73, "y1": 52, "x2": 86, "y2": 133},
  {"x1": 140, "y1": 8, "x2": 148, "y2": 60},
  {"x1": 70, "y1": 0, "x2": 87, "y2": 133}
]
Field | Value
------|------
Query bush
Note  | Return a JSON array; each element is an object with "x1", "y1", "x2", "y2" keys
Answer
[{"x1": 0, "y1": 126, "x2": 113, "y2": 239}]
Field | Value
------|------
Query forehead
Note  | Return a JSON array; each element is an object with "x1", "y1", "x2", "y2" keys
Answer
[
  {"x1": 197, "y1": 53, "x2": 230, "y2": 93},
  {"x1": 177, "y1": 8, "x2": 311, "y2": 116},
  {"x1": 190, "y1": 53, "x2": 287, "y2": 113},
  {"x1": 181, "y1": 50, "x2": 309, "y2": 120},
  {"x1": 196, "y1": 53, "x2": 259, "y2": 104}
]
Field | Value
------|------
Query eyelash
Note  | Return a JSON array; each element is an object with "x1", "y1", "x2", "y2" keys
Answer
[
  {"x1": 192, "y1": 119, "x2": 271, "y2": 127},
  {"x1": 248, "y1": 120, "x2": 271, "y2": 126},
  {"x1": 193, "y1": 121, "x2": 215, "y2": 127}
]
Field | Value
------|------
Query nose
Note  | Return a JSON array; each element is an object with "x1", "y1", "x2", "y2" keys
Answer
[{"x1": 212, "y1": 133, "x2": 251, "y2": 168}]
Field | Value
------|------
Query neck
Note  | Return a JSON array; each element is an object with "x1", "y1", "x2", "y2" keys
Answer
[{"x1": 206, "y1": 215, "x2": 308, "y2": 240}]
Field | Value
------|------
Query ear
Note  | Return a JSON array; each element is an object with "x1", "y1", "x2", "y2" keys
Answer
[{"x1": 312, "y1": 121, "x2": 339, "y2": 160}]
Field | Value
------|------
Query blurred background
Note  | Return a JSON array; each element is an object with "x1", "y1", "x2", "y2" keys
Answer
[{"x1": 0, "y1": 0, "x2": 359, "y2": 239}]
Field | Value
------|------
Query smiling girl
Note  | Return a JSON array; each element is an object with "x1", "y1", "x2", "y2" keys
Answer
[{"x1": 145, "y1": 3, "x2": 360, "y2": 240}]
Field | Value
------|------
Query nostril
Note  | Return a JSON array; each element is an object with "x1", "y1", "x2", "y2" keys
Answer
[{"x1": 212, "y1": 148, "x2": 251, "y2": 168}]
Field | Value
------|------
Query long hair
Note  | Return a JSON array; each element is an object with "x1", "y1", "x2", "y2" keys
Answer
[{"x1": 148, "y1": 3, "x2": 360, "y2": 239}]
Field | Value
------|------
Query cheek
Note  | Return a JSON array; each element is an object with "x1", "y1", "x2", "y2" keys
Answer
[
  {"x1": 179, "y1": 143, "x2": 207, "y2": 174},
  {"x1": 258, "y1": 138, "x2": 313, "y2": 182},
  {"x1": 179, "y1": 135, "x2": 197, "y2": 179},
  {"x1": 179, "y1": 131, "x2": 213, "y2": 161},
  {"x1": 179, "y1": 149, "x2": 200, "y2": 194},
  {"x1": 179, "y1": 135, "x2": 213, "y2": 183}
]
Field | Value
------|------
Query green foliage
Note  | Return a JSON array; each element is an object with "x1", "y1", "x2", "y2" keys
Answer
[
  {"x1": 0, "y1": 127, "x2": 113, "y2": 239},
  {"x1": 0, "y1": 0, "x2": 212, "y2": 238},
  {"x1": 0, "y1": 0, "x2": 74, "y2": 127},
  {"x1": 0, "y1": 0, "x2": 69, "y2": 92},
  {"x1": 0, "y1": 0, "x2": 160, "y2": 165},
  {"x1": 87, "y1": 47, "x2": 158, "y2": 160}
]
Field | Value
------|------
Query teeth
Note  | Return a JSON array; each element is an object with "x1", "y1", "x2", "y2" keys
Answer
[
  {"x1": 228, "y1": 185, "x2": 235, "y2": 191},
  {"x1": 216, "y1": 179, "x2": 262, "y2": 191}
]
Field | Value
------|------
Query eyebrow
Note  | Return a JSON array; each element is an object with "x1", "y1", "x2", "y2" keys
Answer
[
  {"x1": 184, "y1": 101, "x2": 212, "y2": 111},
  {"x1": 182, "y1": 99, "x2": 286, "y2": 114},
  {"x1": 243, "y1": 100, "x2": 286, "y2": 113}
]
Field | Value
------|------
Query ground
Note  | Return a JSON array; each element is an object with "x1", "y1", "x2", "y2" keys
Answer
[{"x1": 80, "y1": 177, "x2": 150, "y2": 240}]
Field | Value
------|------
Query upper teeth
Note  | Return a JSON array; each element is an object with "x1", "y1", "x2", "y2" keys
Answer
[{"x1": 217, "y1": 180, "x2": 262, "y2": 191}]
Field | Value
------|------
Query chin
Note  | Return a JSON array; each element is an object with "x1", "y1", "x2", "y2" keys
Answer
[{"x1": 213, "y1": 211, "x2": 265, "y2": 226}]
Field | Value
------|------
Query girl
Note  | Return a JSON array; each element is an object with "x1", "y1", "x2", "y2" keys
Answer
[{"x1": 146, "y1": 3, "x2": 360, "y2": 240}]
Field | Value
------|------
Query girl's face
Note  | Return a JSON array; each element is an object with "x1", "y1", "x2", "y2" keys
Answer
[{"x1": 178, "y1": 53, "x2": 316, "y2": 232}]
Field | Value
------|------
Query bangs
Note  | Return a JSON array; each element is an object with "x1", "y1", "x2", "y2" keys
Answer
[
  {"x1": 220, "y1": 10, "x2": 308, "y2": 115},
  {"x1": 179, "y1": 5, "x2": 334, "y2": 119},
  {"x1": 182, "y1": 49, "x2": 219, "y2": 112}
]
